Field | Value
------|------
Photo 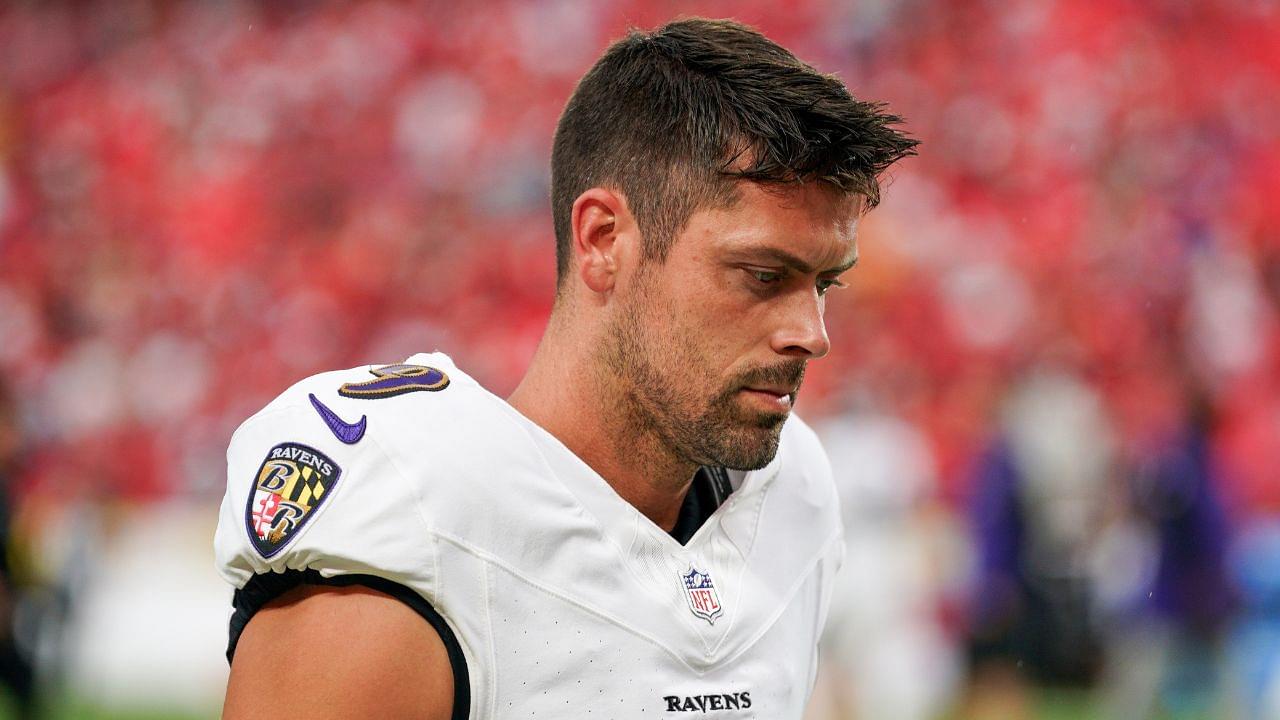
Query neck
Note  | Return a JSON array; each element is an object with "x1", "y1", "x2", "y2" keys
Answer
[{"x1": 507, "y1": 309, "x2": 695, "y2": 532}]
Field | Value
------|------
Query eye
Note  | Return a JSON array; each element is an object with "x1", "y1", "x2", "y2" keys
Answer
[
  {"x1": 816, "y1": 277, "x2": 848, "y2": 296},
  {"x1": 748, "y1": 269, "x2": 784, "y2": 285}
]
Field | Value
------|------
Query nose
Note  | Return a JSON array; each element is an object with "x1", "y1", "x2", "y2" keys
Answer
[{"x1": 770, "y1": 291, "x2": 830, "y2": 359}]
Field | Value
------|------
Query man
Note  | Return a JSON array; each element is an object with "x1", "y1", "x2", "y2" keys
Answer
[{"x1": 215, "y1": 17, "x2": 915, "y2": 719}]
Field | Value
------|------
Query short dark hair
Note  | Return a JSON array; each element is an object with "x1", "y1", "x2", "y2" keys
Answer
[{"x1": 550, "y1": 17, "x2": 918, "y2": 286}]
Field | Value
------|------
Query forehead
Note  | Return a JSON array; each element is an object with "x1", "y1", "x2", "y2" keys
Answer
[{"x1": 679, "y1": 182, "x2": 861, "y2": 267}]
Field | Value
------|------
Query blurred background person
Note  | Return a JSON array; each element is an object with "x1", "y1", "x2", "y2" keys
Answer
[
  {"x1": 1094, "y1": 358, "x2": 1235, "y2": 720},
  {"x1": 962, "y1": 367, "x2": 1115, "y2": 719}
]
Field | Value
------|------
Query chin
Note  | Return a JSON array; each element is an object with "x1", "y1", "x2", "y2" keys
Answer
[{"x1": 706, "y1": 425, "x2": 784, "y2": 471}]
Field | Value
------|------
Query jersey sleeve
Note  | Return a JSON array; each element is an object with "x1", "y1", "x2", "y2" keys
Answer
[
  {"x1": 212, "y1": 393, "x2": 446, "y2": 662},
  {"x1": 212, "y1": 377, "x2": 472, "y2": 719},
  {"x1": 214, "y1": 398, "x2": 437, "y2": 590}
]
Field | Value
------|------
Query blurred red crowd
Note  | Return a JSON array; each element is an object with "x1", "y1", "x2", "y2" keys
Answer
[{"x1": 0, "y1": 0, "x2": 1277, "y2": 519}]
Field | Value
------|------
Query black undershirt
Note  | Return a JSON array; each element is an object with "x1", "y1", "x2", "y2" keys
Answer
[{"x1": 669, "y1": 465, "x2": 734, "y2": 544}]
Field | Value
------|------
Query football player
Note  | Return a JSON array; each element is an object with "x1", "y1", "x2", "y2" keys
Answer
[{"x1": 215, "y1": 17, "x2": 915, "y2": 720}]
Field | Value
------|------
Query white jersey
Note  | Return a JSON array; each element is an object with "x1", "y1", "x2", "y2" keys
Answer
[{"x1": 214, "y1": 352, "x2": 843, "y2": 719}]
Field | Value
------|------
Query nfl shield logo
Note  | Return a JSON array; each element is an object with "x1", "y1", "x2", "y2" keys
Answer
[{"x1": 681, "y1": 565, "x2": 723, "y2": 624}]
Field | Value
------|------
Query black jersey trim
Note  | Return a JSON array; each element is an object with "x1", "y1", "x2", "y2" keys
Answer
[{"x1": 227, "y1": 569, "x2": 470, "y2": 720}]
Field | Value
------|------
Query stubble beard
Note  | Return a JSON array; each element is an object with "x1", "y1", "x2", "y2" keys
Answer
[{"x1": 600, "y1": 280, "x2": 805, "y2": 472}]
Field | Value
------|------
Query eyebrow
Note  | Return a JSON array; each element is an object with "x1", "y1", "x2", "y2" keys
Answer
[{"x1": 741, "y1": 247, "x2": 859, "y2": 275}]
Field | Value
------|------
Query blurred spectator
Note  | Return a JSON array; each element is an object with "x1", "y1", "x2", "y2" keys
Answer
[
  {"x1": 963, "y1": 368, "x2": 1115, "y2": 717},
  {"x1": 1096, "y1": 368, "x2": 1234, "y2": 719}
]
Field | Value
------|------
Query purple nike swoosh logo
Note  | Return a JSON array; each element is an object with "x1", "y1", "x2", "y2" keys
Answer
[{"x1": 309, "y1": 393, "x2": 367, "y2": 444}]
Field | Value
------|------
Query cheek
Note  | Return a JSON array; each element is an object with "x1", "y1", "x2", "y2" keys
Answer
[
  {"x1": 657, "y1": 308, "x2": 744, "y2": 397},
  {"x1": 647, "y1": 274, "x2": 764, "y2": 386}
]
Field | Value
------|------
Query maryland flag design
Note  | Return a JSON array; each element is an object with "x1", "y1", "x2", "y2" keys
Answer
[{"x1": 245, "y1": 442, "x2": 341, "y2": 558}]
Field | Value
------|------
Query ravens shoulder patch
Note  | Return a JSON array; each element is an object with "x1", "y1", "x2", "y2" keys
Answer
[{"x1": 245, "y1": 442, "x2": 341, "y2": 558}]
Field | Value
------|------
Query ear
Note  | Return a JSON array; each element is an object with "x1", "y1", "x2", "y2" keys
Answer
[{"x1": 570, "y1": 188, "x2": 634, "y2": 295}]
